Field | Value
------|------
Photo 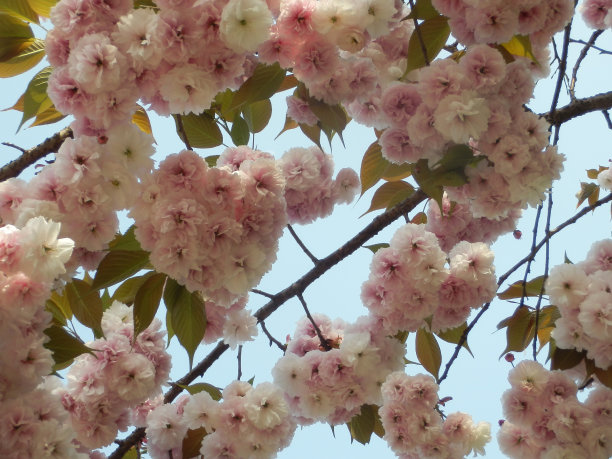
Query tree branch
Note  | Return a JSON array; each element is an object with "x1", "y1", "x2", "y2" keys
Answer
[
  {"x1": 544, "y1": 91, "x2": 612, "y2": 126},
  {"x1": 287, "y1": 224, "x2": 319, "y2": 264},
  {"x1": 438, "y1": 192, "x2": 612, "y2": 385},
  {"x1": 0, "y1": 127, "x2": 73, "y2": 181},
  {"x1": 109, "y1": 189, "x2": 427, "y2": 458}
]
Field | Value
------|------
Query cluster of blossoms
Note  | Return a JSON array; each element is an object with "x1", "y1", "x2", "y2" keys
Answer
[
  {"x1": 546, "y1": 239, "x2": 612, "y2": 369},
  {"x1": 58, "y1": 301, "x2": 171, "y2": 450},
  {"x1": 130, "y1": 146, "x2": 287, "y2": 306},
  {"x1": 0, "y1": 217, "x2": 85, "y2": 457},
  {"x1": 144, "y1": 380, "x2": 296, "y2": 458},
  {"x1": 361, "y1": 224, "x2": 497, "y2": 335},
  {"x1": 0, "y1": 124, "x2": 154, "y2": 264},
  {"x1": 498, "y1": 360, "x2": 612, "y2": 458},
  {"x1": 580, "y1": 0, "x2": 612, "y2": 29},
  {"x1": 425, "y1": 192, "x2": 521, "y2": 252},
  {"x1": 379, "y1": 371, "x2": 490, "y2": 458},
  {"x1": 272, "y1": 314, "x2": 405, "y2": 425},
  {"x1": 278, "y1": 146, "x2": 360, "y2": 224}
]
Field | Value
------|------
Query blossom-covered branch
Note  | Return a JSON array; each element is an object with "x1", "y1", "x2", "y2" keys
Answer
[
  {"x1": 438, "y1": 191, "x2": 612, "y2": 385},
  {"x1": 0, "y1": 127, "x2": 72, "y2": 181}
]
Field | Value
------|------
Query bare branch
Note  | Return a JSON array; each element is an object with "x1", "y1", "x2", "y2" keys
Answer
[
  {"x1": 569, "y1": 30, "x2": 604, "y2": 100},
  {"x1": 603, "y1": 110, "x2": 612, "y2": 129},
  {"x1": 543, "y1": 91, "x2": 612, "y2": 126},
  {"x1": 569, "y1": 38, "x2": 612, "y2": 55},
  {"x1": 298, "y1": 293, "x2": 331, "y2": 351},
  {"x1": 0, "y1": 127, "x2": 73, "y2": 181},
  {"x1": 260, "y1": 320, "x2": 287, "y2": 352},
  {"x1": 287, "y1": 224, "x2": 319, "y2": 264}
]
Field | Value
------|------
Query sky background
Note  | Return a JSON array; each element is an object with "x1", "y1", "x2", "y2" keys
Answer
[{"x1": 0, "y1": 10, "x2": 611, "y2": 459}]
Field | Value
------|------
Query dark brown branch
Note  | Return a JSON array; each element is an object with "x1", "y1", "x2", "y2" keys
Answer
[
  {"x1": 260, "y1": 320, "x2": 286, "y2": 351},
  {"x1": 298, "y1": 293, "x2": 331, "y2": 351},
  {"x1": 0, "y1": 127, "x2": 72, "y2": 181},
  {"x1": 569, "y1": 38, "x2": 612, "y2": 55},
  {"x1": 543, "y1": 91, "x2": 612, "y2": 126},
  {"x1": 237, "y1": 345, "x2": 243, "y2": 380},
  {"x1": 438, "y1": 192, "x2": 612, "y2": 385},
  {"x1": 109, "y1": 189, "x2": 428, "y2": 458},
  {"x1": 287, "y1": 224, "x2": 319, "y2": 264},
  {"x1": 603, "y1": 110, "x2": 612, "y2": 129},
  {"x1": 549, "y1": 19, "x2": 572, "y2": 125}
]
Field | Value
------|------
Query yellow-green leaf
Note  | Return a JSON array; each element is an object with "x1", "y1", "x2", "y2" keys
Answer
[
  {"x1": 276, "y1": 115, "x2": 298, "y2": 139},
  {"x1": 179, "y1": 382, "x2": 222, "y2": 400},
  {"x1": 407, "y1": 0, "x2": 439, "y2": 20},
  {"x1": 595, "y1": 367, "x2": 612, "y2": 390},
  {"x1": 299, "y1": 122, "x2": 322, "y2": 150},
  {"x1": 497, "y1": 275, "x2": 546, "y2": 300},
  {"x1": 363, "y1": 243, "x2": 390, "y2": 254},
  {"x1": 132, "y1": 105, "x2": 153, "y2": 136},
  {"x1": 381, "y1": 162, "x2": 412, "y2": 182},
  {"x1": 108, "y1": 226, "x2": 143, "y2": 252},
  {"x1": 436, "y1": 322, "x2": 472, "y2": 357},
  {"x1": 0, "y1": 14, "x2": 33, "y2": 63},
  {"x1": 576, "y1": 181, "x2": 599, "y2": 208},
  {"x1": 497, "y1": 306, "x2": 535, "y2": 357},
  {"x1": 230, "y1": 115, "x2": 250, "y2": 146},
  {"x1": 500, "y1": 35, "x2": 537, "y2": 63},
  {"x1": 405, "y1": 16, "x2": 450, "y2": 73},
  {"x1": 182, "y1": 427, "x2": 208, "y2": 458},
  {"x1": 347, "y1": 404, "x2": 381, "y2": 445},
  {"x1": 43, "y1": 324, "x2": 91, "y2": 369},
  {"x1": 174, "y1": 113, "x2": 223, "y2": 149},
  {"x1": 133, "y1": 272, "x2": 166, "y2": 339},
  {"x1": 550, "y1": 345, "x2": 585, "y2": 371},
  {"x1": 0, "y1": 37, "x2": 44, "y2": 77},
  {"x1": 30, "y1": 103, "x2": 65, "y2": 126},
  {"x1": 307, "y1": 98, "x2": 349, "y2": 139},
  {"x1": 111, "y1": 272, "x2": 154, "y2": 305},
  {"x1": 361, "y1": 180, "x2": 415, "y2": 216},
  {"x1": 359, "y1": 141, "x2": 388, "y2": 196},
  {"x1": 19, "y1": 65, "x2": 53, "y2": 129},
  {"x1": 0, "y1": 1, "x2": 38, "y2": 24},
  {"x1": 27, "y1": 0, "x2": 57, "y2": 18},
  {"x1": 415, "y1": 328, "x2": 442, "y2": 380}
]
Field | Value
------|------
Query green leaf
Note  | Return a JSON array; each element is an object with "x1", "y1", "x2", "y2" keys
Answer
[
  {"x1": 307, "y1": 98, "x2": 349, "y2": 141},
  {"x1": 133, "y1": 272, "x2": 166, "y2": 339},
  {"x1": 175, "y1": 113, "x2": 223, "y2": 149},
  {"x1": 415, "y1": 328, "x2": 442, "y2": 380},
  {"x1": 92, "y1": 250, "x2": 150, "y2": 290},
  {"x1": 361, "y1": 181, "x2": 414, "y2": 216},
  {"x1": 497, "y1": 275, "x2": 546, "y2": 300},
  {"x1": 594, "y1": 367, "x2": 612, "y2": 390},
  {"x1": 564, "y1": 251, "x2": 573, "y2": 264},
  {"x1": 65, "y1": 279, "x2": 104, "y2": 335},
  {"x1": 550, "y1": 345, "x2": 585, "y2": 371},
  {"x1": 407, "y1": 0, "x2": 439, "y2": 20},
  {"x1": 19, "y1": 65, "x2": 52, "y2": 130},
  {"x1": 43, "y1": 324, "x2": 91, "y2": 369},
  {"x1": 405, "y1": 16, "x2": 450, "y2": 73},
  {"x1": 182, "y1": 427, "x2": 208, "y2": 458},
  {"x1": 132, "y1": 106, "x2": 153, "y2": 136},
  {"x1": 363, "y1": 243, "x2": 390, "y2": 254},
  {"x1": 108, "y1": 226, "x2": 143, "y2": 252},
  {"x1": 30, "y1": 104, "x2": 65, "y2": 127},
  {"x1": 164, "y1": 279, "x2": 207, "y2": 368},
  {"x1": 0, "y1": 0, "x2": 39, "y2": 23},
  {"x1": 46, "y1": 289, "x2": 72, "y2": 321},
  {"x1": 229, "y1": 63, "x2": 285, "y2": 111},
  {"x1": 242, "y1": 98, "x2": 272, "y2": 133},
  {"x1": 497, "y1": 306, "x2": 535, "y2": 357},
  {"x1": 359, "y1": 141, "x2": 388, "y2": 196},
  {"x1": 205, "y1": 155, "x2": 219, "y2": 167},
  {"x1": 276, "y1": 116, "x2": 298, "y2": 139},
  {"x1": 111, "y1": 272, "x2": 154, "y2": 305},
  {"x1": 0, "y1": 13, "x2": 33, "y2": 61},
  {"x1": 299, "y1": 122, "x2": 322, "y2": 150},
  {"x1": 436, "y1": 322, "x2": 473, "y2": 357},
  {"x1": 230, "y1": 115, "x2": 250, "y2": 146},
  {"x1": 381, "y1": 162, "x2": 413, "y2": 182},
  {"x1": 347, "y1": 404, "x2": 380, "y2": 445},
  {"x1": 179, "y1": 382, "x2": 222, "y2": 400}
]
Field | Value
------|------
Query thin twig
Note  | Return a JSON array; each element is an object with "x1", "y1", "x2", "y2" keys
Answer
[
  {"x1": 175, "y1": 114, "x2": 193, "y2": 151},
  {"x1": 549, "y1": 19, "x2": 573, "y2": 125},
  {"x1": 438, "y1": 192, "x2": 612, "y2": 384},
  {"x1": 569, "y1": 38, "x2": 612, "y2": 55},
  {"x1": 569, "y1": 30, "x2": 604, "y2": 101},
  {"x1": 0, "y1": 127, "x2": 73, "y2": 181},
  {"x1": 520, "y1": 203, "x2": 542, "y2": 309},
  {"x1": 251, "y1": 288, "x2": 275, "y2": 299},
  {"x1": 297, "y1": 293, "x2": 331, "y2": 351},
  {"x1": 603, "y1": 110, "x2": 612, "y2": 129},
  {"x1": 1, "y1": 142, "x2": 26, "y2": 153},
  {"x1": 287, "y1": 224, "x2": 319, "y2": 264},
  {"x1": 109, "y1": 190, "x2": 428, "y2": 458},
  {"x1": 578, "y1": 377, "x2": 595, "y2": 391},
  {"x1": 237, "y1": 345, "x2": 243, "y2": 380},
  {"x1": 408, "y1": 0, "x2": 430, "y2": 66},
  {"x1": 260, "y1": 320, "x2": 287, "y2": 351}
]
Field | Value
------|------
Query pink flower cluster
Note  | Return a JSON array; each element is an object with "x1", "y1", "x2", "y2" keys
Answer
[
  {"x1": 47, "y1": 0, "x2": 269, "y2": 135},
  {"x1": 144, "y1": 380, "x2": 297, "y2": 458},
  {"x1": 498, "y1": 360, "x2": 612, "y2": 458},
  {"x1": 426, "y1": 192, "x2": 521, "y2": 252},
  {"x1": 201, "y1": 296, "x2": 259, "y2": 349},
  {"x1": 0, "y1": 124, "x2": 154, "y2": 264},
  {"x1": 278, "y1": 146, "x2": 360, "y2": 224},
  {"x1": 580, "y1": 0, "x2": 612, "y2": 29},
  {"x1": 59, "y1": 301, "x2": 171, "y2": 450},
  {"x1": 130, "y1": 147, "x2": 287, "y2": 306},
  {"x1": 361, "y1": 224, "x2": 497, "y2": 335},
  {"x1": 432, "y1": 0, "x2": 574, "y2": 47},
  {"x1": 379, "y1": 371, "x2": 491, "y2": 457},
  {"x1": 272, "y1": 314, "x2": 405, "y2": 425},
  {"x1": 546, "y1": 239, "x2": 612, "y2": 369}
]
